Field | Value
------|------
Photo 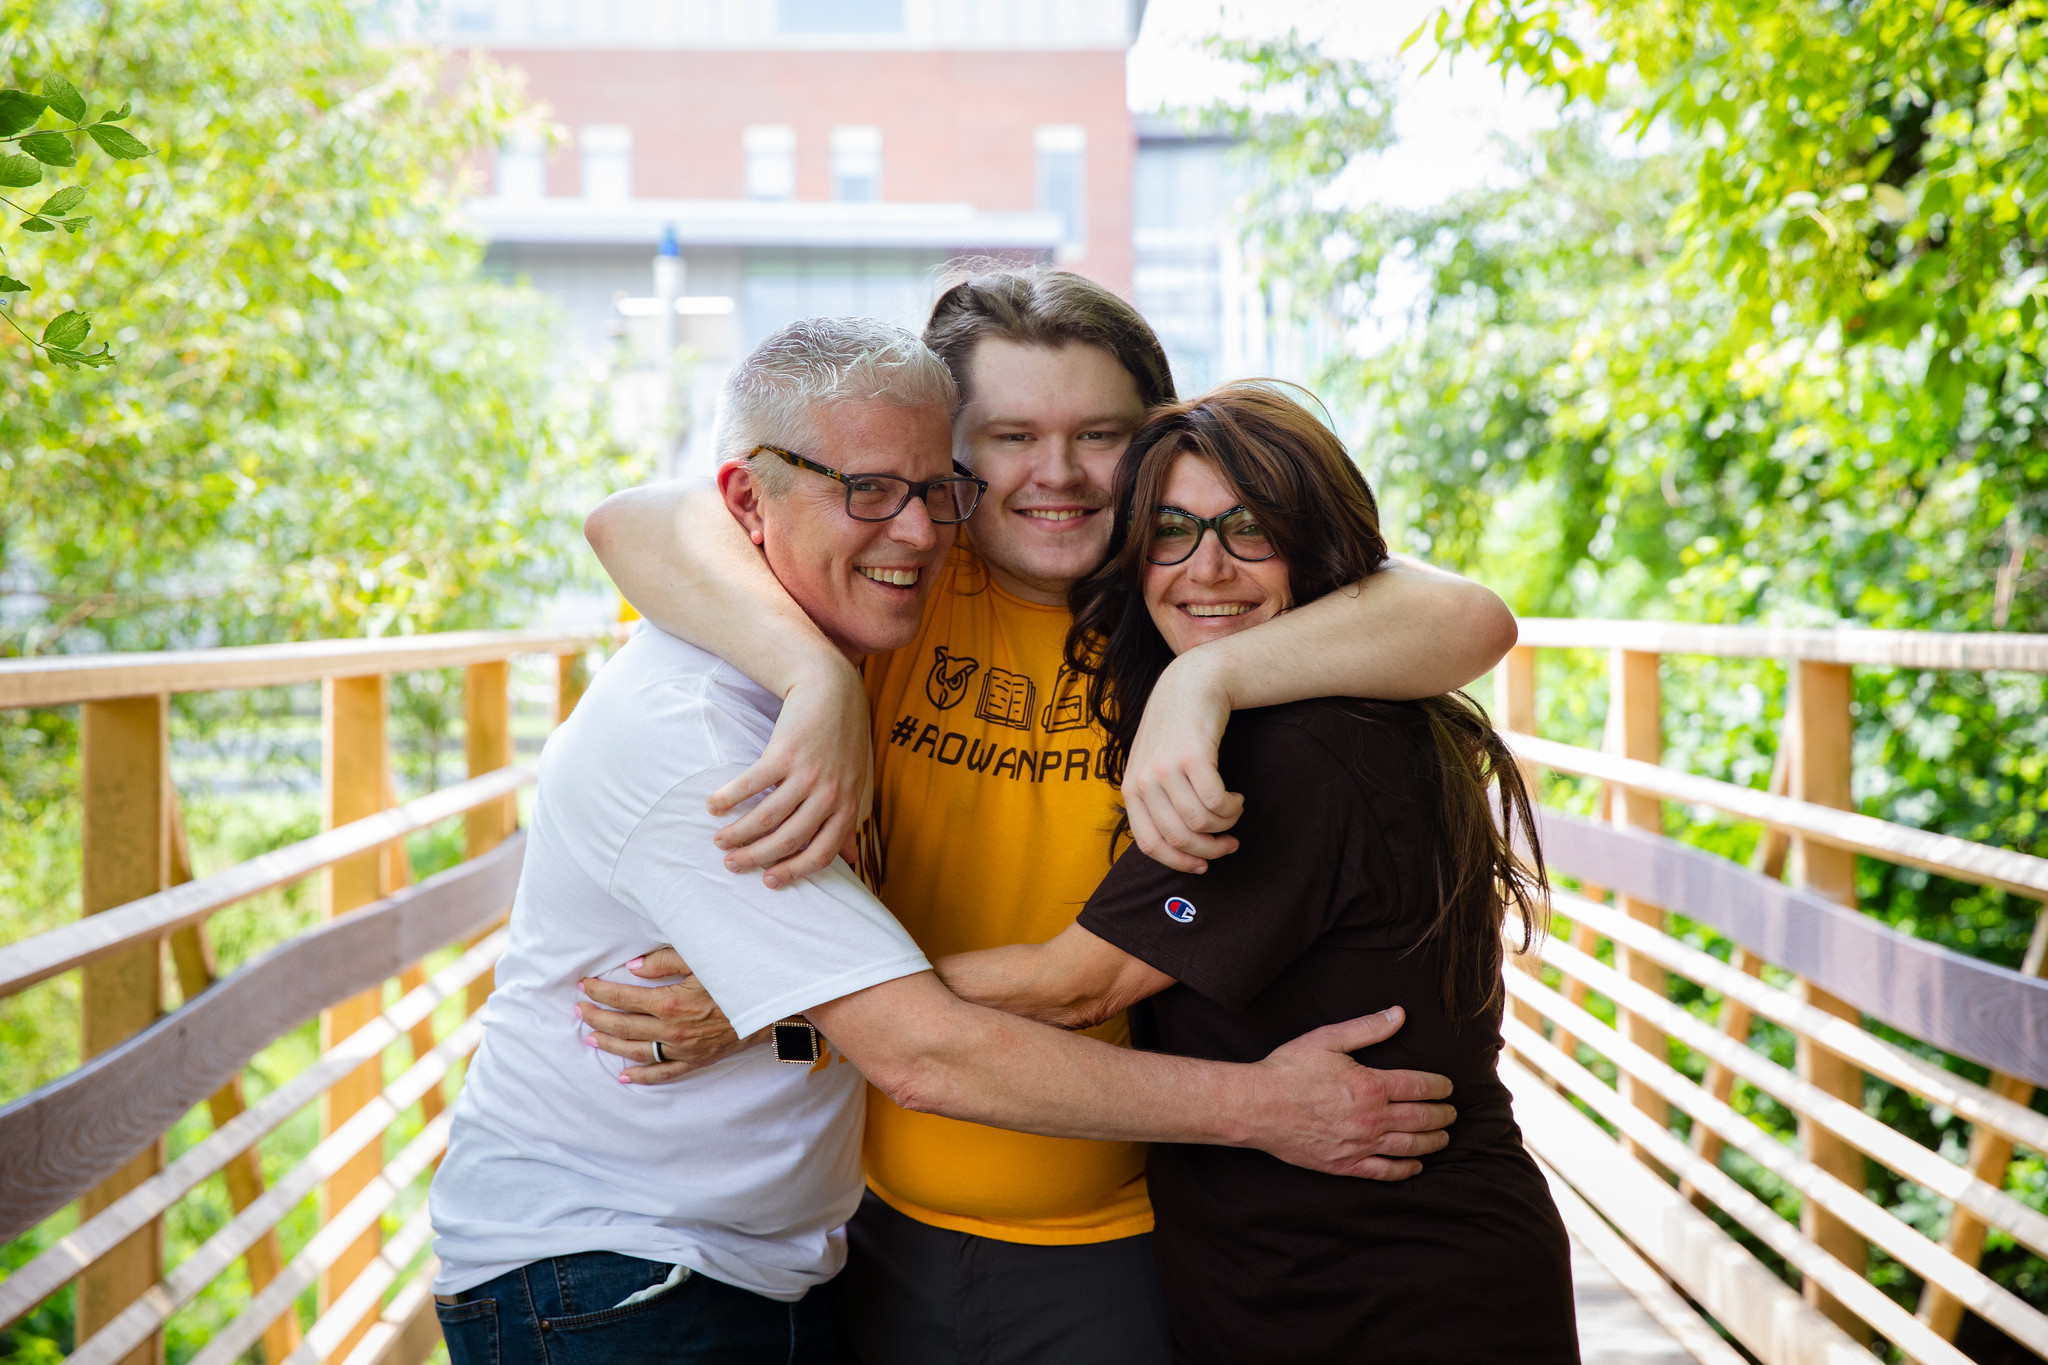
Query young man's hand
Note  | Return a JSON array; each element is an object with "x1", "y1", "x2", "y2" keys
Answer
[
  {"x1": 1245, "y1": 1006, "x2": 1456, "y2": 1179},
  {"x1": 1122, "y1": 653, "x2": 1244, "y2": 874},
  {"x1": 708, "y1": 661, "x2": 872, "y2": 889},
  {"x1": 578, "y1": 947, "x2": 760, "y2": 1083}
]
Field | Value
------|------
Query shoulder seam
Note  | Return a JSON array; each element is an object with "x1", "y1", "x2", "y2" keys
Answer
[
  {"x1": 599, "y1": 656, "x2": 764, "y2": 897},
  {"x1": 605, "y1": 766, "x2": 740, "y2": 900}
]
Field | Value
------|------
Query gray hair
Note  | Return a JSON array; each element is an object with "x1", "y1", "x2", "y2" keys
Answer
[{"x1": 717, "y1": 316, "x2": 959, "y2": 495}]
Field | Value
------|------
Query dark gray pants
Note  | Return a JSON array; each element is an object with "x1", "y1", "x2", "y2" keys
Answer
[{"x1": 830, "y1": 1191, "x2": 1171, "y2": 1365}]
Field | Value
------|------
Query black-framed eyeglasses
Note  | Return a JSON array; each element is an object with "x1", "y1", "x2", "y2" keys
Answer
[
  {"x1": 1144, "y1": 504, "x2": 1278, "y2": 566},
  {"x1": 754, "y1": 445, "x2": 988, "y2": 525}
]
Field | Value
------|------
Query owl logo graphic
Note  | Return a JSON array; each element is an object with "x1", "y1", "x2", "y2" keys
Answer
[{"x1": 925, "y1": 646, "x2": 980, "y2": 711}]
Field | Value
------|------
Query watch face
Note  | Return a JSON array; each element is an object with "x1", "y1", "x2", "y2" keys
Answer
[{"x1": 773, "y1": 1022, "x2": 821, "y2": 1065}]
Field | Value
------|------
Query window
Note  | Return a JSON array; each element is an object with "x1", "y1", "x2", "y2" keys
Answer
[
  {"x1": 743, "y1": 254, "x2": 935, "y2": 350},
  {"x1": 580, "y1": 125, "x2": 632, "y2": 200},
  {"x1": 745, "y1": 125, "x2": 797, "y2": 201},
  {"x1": 830, "y1": 126, "x2": 882, "y2": 202},
  {"x1": 529, "y1": 0, "x2": 574, "y2": 35},
  {"x1": 495, "y1": 126, "x2": 545, "y2": 200},
  {"x1": 452, "y1": 0, "x2": 495, "y2": 34},
  {"x1": 1036, "y1": 125, "x2": 1087, "y2": 259},
  {"x1": 777, "y1": 0, "x2": 903, "y2": 33}
]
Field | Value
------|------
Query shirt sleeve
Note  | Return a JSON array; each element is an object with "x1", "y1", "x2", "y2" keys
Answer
[
  {"x1": 1076, "y1": 716, "x2": 1384, "y2": 1011},
  {"x1": 607, "y1": 763, "x2": 931, "y2": 1038}
]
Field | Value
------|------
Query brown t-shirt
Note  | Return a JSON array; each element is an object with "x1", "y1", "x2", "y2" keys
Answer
[{"x1": 1079, "y1": 699, "x2": 1579, "y2": 1365}]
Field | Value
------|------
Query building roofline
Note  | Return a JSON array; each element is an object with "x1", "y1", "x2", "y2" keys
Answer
[
  {"x1": 432, "y1": 36, "x2": 1138, "y2": 51},
  {"x1": 389, "y1": 0, "x2": 1147, "y2": 53},
  {"x1": 1133, "y1": 112, "x2": 1238, "y2": 146},
  {"x1": 466, "y1": 196, "x2": 1068, "y2": 250}
]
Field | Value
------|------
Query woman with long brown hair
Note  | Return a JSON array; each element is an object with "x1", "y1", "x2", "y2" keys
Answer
[{"x1": 936, "y1": 381, "x2": 1578, "y2": 1363}]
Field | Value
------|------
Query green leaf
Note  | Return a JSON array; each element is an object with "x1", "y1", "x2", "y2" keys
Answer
[
  {"x1": 19, "y1": 216, "x2": 54, "y2": 232},
  {"x1": 0, "y1": 275, "x2": 29, "y2": 293},
  {"x1": 98, "y1": 101, "x2": 132, "y2": 123},
  {"x1": 0, "y1": 151, "x2": 43, "y2": 187},
  {"x1": 58, "y1": 215, "x2": 88, "y2": 233},
  {"x1": 46, "y1": 343, "x2": 114, "y2": 369},
  {"x1": 19, "y1": 130, "x2": 75, "y2": 166},
  {"x1": 85, "y1": 122, "x2": 150, "y2": 159},
  {"x1": 40, "y1": 75, "x2": 86, "y2": 124},
  {"x1": 41, "y1": 309, "x2": 89, "y2": 350},
  {"x1": 37, "y1": 186, "x2": 84, "y2": 215},
  {"x1": 0, "y1": 90, "x2": 47, "y2": 137}
]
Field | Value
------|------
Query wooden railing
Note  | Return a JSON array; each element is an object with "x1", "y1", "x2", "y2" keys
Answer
[
  {"x1": 1495, "y1": 620, "x2": 2048, "y2": 1364},
  {"x1": 0, "y1": 629, "x2": 614, "y2": 1365},
  {"x1": 5, "y1": 618, "x2": 2047, "y2": 1364}
]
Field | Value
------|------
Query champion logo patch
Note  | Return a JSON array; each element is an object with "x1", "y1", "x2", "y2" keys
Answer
[{"x1": 1164, "y1": 896, "x2": 1197, "y2": 923}]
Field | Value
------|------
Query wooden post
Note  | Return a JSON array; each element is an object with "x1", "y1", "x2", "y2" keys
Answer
[
  {"x1": 1550, "y1": 701, "x2": 1620, "y2": 1070},
  {"x1": 1609, "y1": 649, "x2": 1670, "y2": 1148},
  {"x1": 554, "y1": 650, "x2": 587, "y2": 729},
  {"x1": 464, "y1": 661, "x2": 514, "y2": 1016},
  {"x1": 78, "y1": 695, "x2": 170, "y2": 1365},
  {"x1": 1789, "y1": 660, "x2": 1870, "y2": 1338},
  {"x1": 164, "y1": 798, "x2": 303, "y2": 1364},
  {"x1": 466, "y1": 660, "x2": 514, "y2": 858},
  {"x1": 1495, "y1": 644, "x2": 1537, "y2": 748},
  {"x1": 1919, "y1": 902, "x2": 2048, "y2": 1338},
  {"x1": 320, "y1": 675, "x2": 388, "y2": 1360},
  {"x1": 1493, "y1": 646, "x2": 1545, "y2": 1033},
  {"x1": 1552, "y1": 784, "x2": 1612, "y2": 1066}
]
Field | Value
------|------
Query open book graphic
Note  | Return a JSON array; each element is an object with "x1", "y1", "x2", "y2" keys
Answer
[{"x1": 975, "y1": 667, "x2": 1037, "y2": 730}]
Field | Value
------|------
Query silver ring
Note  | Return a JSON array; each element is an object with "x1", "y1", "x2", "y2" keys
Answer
[{"x1": 650, "y1": 1038, "x2": 669, "y2": 1065}]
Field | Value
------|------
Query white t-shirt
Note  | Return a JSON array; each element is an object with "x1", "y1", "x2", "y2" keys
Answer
[{"x1": 429, "y1": 627, "x2": 930, "y2": 1300}]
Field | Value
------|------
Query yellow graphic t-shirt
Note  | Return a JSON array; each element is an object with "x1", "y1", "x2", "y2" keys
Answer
[{"x1": 859, "y1": 542, "x2": 1152, "y2": 1246}]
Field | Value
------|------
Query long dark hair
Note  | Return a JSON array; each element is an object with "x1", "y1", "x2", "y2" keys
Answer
[{"x1": 1065, "y1": 382, "x2": 1548, "y2": 1022}]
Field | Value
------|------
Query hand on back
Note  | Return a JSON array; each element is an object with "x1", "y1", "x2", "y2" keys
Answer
[
  {"x1": 1248, "y1": 1007, "x2": 1456, "y2": 1180},
  {"x1": 578, "y1": 947, "x2": 758, "y2": 1083}
]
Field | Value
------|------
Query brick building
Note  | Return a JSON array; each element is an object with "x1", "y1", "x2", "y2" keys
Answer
[
  {"x1": 405, "y1": 1, "x2": 1151, "y2": 473},
  {"x1": 405, "y1": 1, "x2": 1305, "y2": 476}
]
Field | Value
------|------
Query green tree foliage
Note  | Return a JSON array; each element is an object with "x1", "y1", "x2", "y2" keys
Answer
[
  {"x1": 0, "y1": 0, "x2": 625, "y2": 657},
  {"x1": 0, "y1": 68, "x2": 154, "y2": 368},
  {"x1": 1217, "y1": 4, "x2": 2048, "y2": 1336},
  {"x1": 1216, "y1": 8, "x2": 2045, "y2": 867}
]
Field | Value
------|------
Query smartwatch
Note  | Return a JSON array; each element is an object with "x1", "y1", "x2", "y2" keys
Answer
[{"x1": 772, "y1": 1017, "x2": 824, "y2": 1066}]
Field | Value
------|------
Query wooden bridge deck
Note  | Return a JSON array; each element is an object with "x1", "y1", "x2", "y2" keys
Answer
[{"x1": 1574, "y1": 1240, "x2": 1710, "y2": 1365}]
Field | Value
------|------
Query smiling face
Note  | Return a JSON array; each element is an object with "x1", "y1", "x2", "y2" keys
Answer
[
  {"x1": 955, "y1": 339, "x2": 1146, "y2": 604},
  {"x1": 1143, "y1": 451, "x2": 1293, "y2": 657},
  {"x1": 720, "y1": 397, "x2": 957, "y2": 662}
]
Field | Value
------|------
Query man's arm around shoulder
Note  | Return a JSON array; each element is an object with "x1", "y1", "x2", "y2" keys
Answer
[{"x1": 585, "y1": 481, "x2": 874, "y2": 888}]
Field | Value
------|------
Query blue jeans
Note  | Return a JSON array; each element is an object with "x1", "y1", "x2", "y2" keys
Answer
[{"x1": 436, "y1": 1251, "x2": 838, "y2": 1365}]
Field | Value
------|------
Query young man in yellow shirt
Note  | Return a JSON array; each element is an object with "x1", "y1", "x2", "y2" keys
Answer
[{"x1": 580, "y1": 270, "x2": 1517, "y2": 1364}]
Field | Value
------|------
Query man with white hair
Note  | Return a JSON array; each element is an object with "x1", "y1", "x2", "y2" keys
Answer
[{"x1": 426, "y1": 318, "x2": 1455, "y2": 1364}]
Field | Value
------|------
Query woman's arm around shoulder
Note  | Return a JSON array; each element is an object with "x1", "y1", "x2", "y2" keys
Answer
[{"x1": 1124, "y1": 560, "x2": 1515, "y2": 873}]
